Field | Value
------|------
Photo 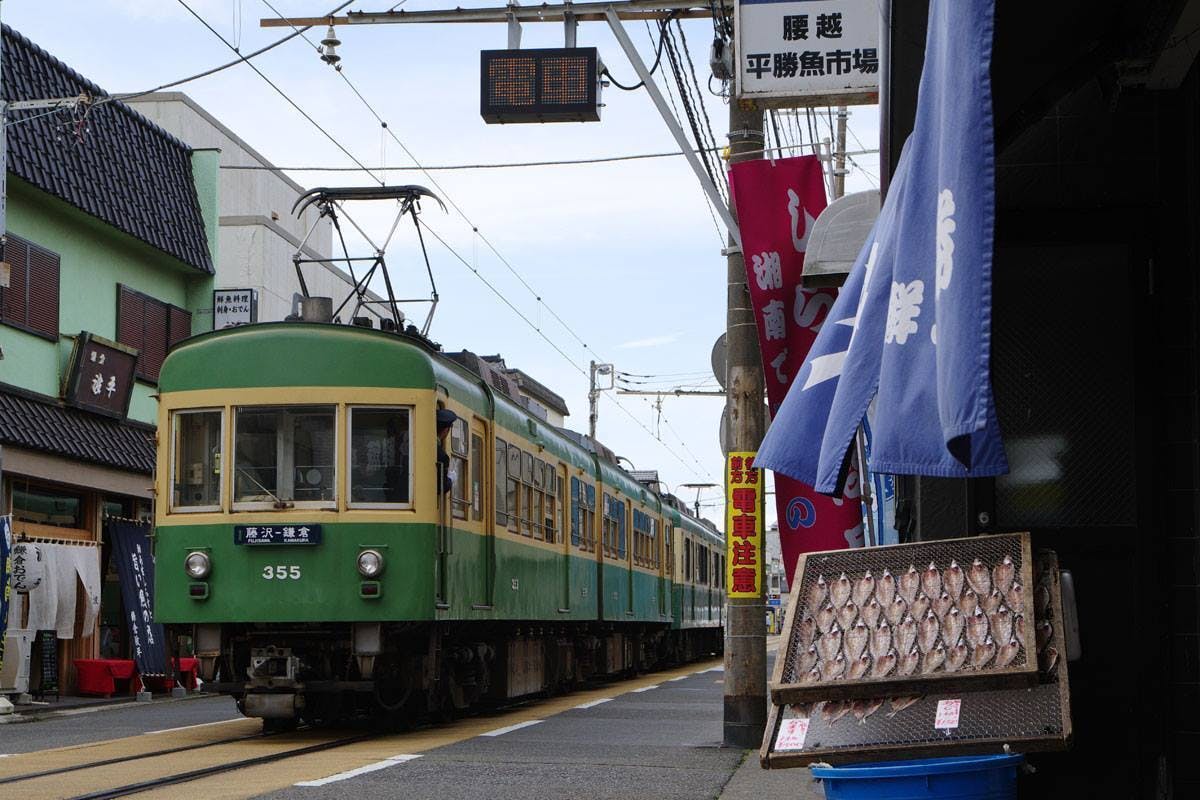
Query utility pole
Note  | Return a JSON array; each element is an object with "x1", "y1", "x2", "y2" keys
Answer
[
  {"x1": 588, "y1": 361, "x2": 599, "y2": 439},
  {"x1": 723, "y1": 90, "x2": 766, "y2": 747},
  {"x1": 588, "y1": 361, "x2": 612, "y2": 439},
  {"x1": 833, "y1": 106, "x2": 849, "y2": 199}
]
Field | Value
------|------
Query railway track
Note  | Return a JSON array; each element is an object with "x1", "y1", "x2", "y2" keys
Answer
[
  {"x1": 63, "y1": 733, "x2": 373, "y2": 800},
  {"x1": 0, "y1": 724, "x2": 373, "y2": 800},
  {"x1": 0, "y1": 729, "x2": 268, "y2": 786}
]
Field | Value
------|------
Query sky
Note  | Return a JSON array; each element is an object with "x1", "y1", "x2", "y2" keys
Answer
[{"x1": 5, "y1": 0, "x2": 880, "y2": 525}]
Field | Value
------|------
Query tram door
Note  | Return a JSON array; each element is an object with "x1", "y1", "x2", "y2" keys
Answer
[
  {"x1": 626, "y1": 500, "x2": 634, "y2": 615},
  {"x1": 470, "y1": 419, "x2": 491, "y2": 607},
  {"x1": 658, "y1": 521, "x2": 669, "y2": 617},
  {"x1": 559, "y1": 466, "x2": 570, "y2": 611}
]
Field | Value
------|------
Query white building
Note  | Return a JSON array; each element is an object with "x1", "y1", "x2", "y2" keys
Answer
[{"x1": 125, "y1": 92, "x2": 382, "y2": 324}]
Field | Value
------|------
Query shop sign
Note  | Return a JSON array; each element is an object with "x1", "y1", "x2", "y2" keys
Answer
[
  {"x1": 775, "y1": 717, "x2": 810, "y2": 750},
  {"x1": 62, "y1": 332, "x2": 137, "y2": 419},
  {"x1": 735, "y1": 0, "x2": 880, "y2": 105},
  {"x1": 9, "y1": 542, "x2": 43, "y2": 592},
  {"x1": 109, "y1": 520, "x2": 167, "y2": 676},
  {"x1": 234, "y1": 524, "x2": 323, "y2": 546},
  {"x1": 213, "y1": 288, "x2": 258, "y2": 329},
  {"x1": 726, "y1": 451, "x2": 764, "y2": 598}
]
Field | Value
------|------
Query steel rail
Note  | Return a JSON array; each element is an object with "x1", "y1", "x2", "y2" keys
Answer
[
  {"x1": 0, "y1": 729, "x2": 267, "y2": 786},
  {"x1": 65, "y1": 733, "x2": 374, "y2": 800}
]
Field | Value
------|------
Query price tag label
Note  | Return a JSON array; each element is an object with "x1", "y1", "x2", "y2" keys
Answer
[
  {"x1": 775, "y1": 718, "x2": 810, "y2": 751},
  {"x1": 934, "y1": 698, "x2": 961, "y2": 730}
]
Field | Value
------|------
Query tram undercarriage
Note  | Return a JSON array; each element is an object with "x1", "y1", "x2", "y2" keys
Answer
[{"x1": 186, "y1": 621, "x2": 723, "y2": 725}]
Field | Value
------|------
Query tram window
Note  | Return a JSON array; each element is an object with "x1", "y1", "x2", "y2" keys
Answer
[
  {"x1": 584, "y1": 484, "x2": 597, "y2": 551},
  {"x1": 618, "y1": 502, "x2": 628, "y2": 560},
  {"x1": 633, "y1": 510, "x2": 650, "y2": 567},
  {"x1": 556, "y1": 474, "x2": 566, "y2": 544},
  {"x1": 347, "y1": 407, "x2": 410, "y2": 507},
  {"x1": 470, "y1": 433, "x2": 483, "y2": 521},
  {"x1": 495, "y1": 439, "x2": 508, "y2": 525},
  {"x1": 572, "y1": 478, "x2": 596, "y2": 551},
  {"x1": 602, "y1": 494, "x2": 614, "y2": 556},
  {"x1": 545, "y1": 469, "x2": 559, "y2": 544},
  {"x1": 665, "y1": 525, "x2": 673, "y2": 578},
  {"x1": 532, "y1": 459, "x2": 545, "y2": 540},
  {"x1": 235, "y1": 405, "x2": 336, "y2": 507},
  {"x1": 171, "y1": 409, "x2": 222, "y2": 511},
  {"x1": 507, "y1": 446, "x2": 521, "y2": 532},
  {"x1": 570, "y1": 478, "x2": 581, "y2": 546},
  {"x1": 521, "y1": 452, "x2": 534, "y2": 537},
  {"x1": 698, "y1": 546, "x2": 709, "y2": 583},
  {"x1": 450, "y1": 418, "x2": 469, "y2": 520},
  {"x1": 684, "y1": 539, "x2": 691, "y2": 581}
]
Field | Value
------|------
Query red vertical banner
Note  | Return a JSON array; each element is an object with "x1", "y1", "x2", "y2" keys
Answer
[{"x1": 728, "y1": 156, "x2": 863, "y2": 586}]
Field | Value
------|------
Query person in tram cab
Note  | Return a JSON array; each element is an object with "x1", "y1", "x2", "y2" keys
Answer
[{"x1": 436, "y1": 408, "x2": 457, "y2": 496}]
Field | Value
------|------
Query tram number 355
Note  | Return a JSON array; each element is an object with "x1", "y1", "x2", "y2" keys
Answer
[{"x1": 262, "y1": 565, "x2": 302, "y2": 580}]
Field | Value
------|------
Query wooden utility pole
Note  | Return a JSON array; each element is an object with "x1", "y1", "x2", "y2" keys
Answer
[{"x1": 723, "y1": 95, "x2": 766, "y2": 748}]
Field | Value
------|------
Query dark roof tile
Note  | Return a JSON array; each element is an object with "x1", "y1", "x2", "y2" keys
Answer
[
  {"x1": 1, "y1": 25, "x2": 212, "y2": 275},
  {"x1": 0, "y1": 386, "x2": 154, "y2": 474}
]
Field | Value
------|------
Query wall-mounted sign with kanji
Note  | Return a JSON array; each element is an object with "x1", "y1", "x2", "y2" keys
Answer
[
  {"x1": 726, "y1": 451, "x2": 764, "y2": 599},
  {"x1": 213, "y1": 288, "x2": 258, "y2": 329},
  {"x1": 735, "y1": 0, "x2": 880, "y2": 105},
  {"x1": 62, "y1": 332, "x2": 138, "y2": 419}
]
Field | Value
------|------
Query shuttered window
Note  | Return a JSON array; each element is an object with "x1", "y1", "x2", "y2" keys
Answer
[
  {"x1": 0, "y1": 234, "x2": 60, "y2": 340},
  {"x1": 116, "y1": 284, "x2": 191, "y2": 382}
]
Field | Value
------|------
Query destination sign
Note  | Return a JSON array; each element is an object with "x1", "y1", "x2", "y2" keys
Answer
[{"x1": 234, "y1": 524, "x2": 323, "y2": 546}]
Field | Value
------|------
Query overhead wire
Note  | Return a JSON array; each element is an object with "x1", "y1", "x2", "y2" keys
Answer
[
  {"x1": 601, "y1": 11, "x2": 675, "y2": 91},
  {"x1": 220, "y1": 0, "x2": 718, "y2": 481},
  {"x1": 420, "y1": 218, "x2": 709, "y2": 479},
  {"x1": 642, "y1": 18, "x2": 724, "y2": 245},
  {"x1": 258, "y1": 0, "x2": 604, "y2": 363},
  {"x1": 176, "y1": 0, "x2": 383, "y2": 182},
  {"x1": 2, "y1": 2, "x2": 354, "y2": 131}
]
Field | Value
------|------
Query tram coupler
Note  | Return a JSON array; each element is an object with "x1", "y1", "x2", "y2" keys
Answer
[{"x1": 244, "y1": 692, "x2": 304, "y2": 719}]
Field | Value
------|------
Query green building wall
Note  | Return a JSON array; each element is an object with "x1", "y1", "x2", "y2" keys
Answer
[{"x1": 0, "y1": 175, "x2": 214, "y2": 425}]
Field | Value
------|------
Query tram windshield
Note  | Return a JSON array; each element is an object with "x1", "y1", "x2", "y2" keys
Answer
[
  {"x1": 171, "y1": 409, "x2": 222, "y2": 511},
  {"x1": 234, "y1": 405, "x2": 336, "y2": 507},
  {"x1": 348, "y1": 406, "x2": 412, "y2": 506}
]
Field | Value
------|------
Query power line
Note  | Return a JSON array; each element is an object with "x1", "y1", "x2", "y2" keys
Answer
[
  {"x1": 171, "y1": 0, "x2": 718, "y2": 481},
  {"x1": 419, "y1": 218, "x2": 710, "y2": 480},
  {"x1": 3, "y1": 1, "x2": 354, "y2": 130},
  {"x1": 254, "y1": 2, "x2": 720, "y2": 482},
  {"x1": 177, "y1": 0, "x2": 383, "y2": 182},
  {"x1": 218, "y1": 143, "x2": 878, "y2": 173},
  {"x1": 258, "y1": 0, "x2": 600, "y2": 360}
]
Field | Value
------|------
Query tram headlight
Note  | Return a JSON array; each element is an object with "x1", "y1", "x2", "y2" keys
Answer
[
  {"x1": 184, "y1": 551, "x2": 212, "y2": 580},
  {"x1": 357, "y1": 549, "x2": 384, "y2": 578}
]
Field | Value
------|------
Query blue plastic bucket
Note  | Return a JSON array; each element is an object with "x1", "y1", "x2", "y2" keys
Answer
[{"x1": 810, "y1": 755, "x2": 1023, "y2": 800}]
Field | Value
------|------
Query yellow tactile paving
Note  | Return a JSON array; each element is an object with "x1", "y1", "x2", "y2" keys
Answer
[{"x1": 5, "y1": 659, "x2": 720, "y2": 800}]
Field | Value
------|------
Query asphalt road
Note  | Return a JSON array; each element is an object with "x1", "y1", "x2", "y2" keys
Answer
[
  {"x1": 260, "y1": 665, "x2": 741, "y2": 800},
  {"x1": 0, "y1": 648, "x2": 821, "y2": 800},
  {"x1": 0, "y1": 695, "x2": 243, "y2": 754}
]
